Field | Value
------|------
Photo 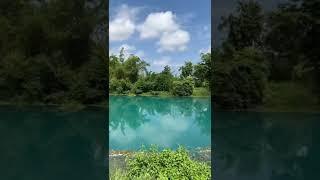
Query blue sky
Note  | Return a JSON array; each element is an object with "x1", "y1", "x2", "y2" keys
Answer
[{"x1": 109, "y1": 0, "x2": 211, "y2": 74}]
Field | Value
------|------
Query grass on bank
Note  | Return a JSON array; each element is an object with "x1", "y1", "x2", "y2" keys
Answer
[
  {"x1": 109, "y1": 146, "x2": 211, "y2": 180},
  {"x1": 262, "y1": 82, "x2": 320, "y2": 112}
]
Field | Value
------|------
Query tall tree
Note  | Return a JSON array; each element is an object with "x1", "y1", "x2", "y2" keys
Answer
[
  {"x1": 219, "y1": 0, "x2": 264, "y2": 50},
  {"x1": 179, "y1": 61, "x2": 193, "y2": 78}
]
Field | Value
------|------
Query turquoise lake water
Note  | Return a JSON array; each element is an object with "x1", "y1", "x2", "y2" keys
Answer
[
  {"x1": 2, "y1": 103, "x2": 319, "y2": 179},
  {"x1": 109, "y1": 96, "x2": 211, "y2": 150}
]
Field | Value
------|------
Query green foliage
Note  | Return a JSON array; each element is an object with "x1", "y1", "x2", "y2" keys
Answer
[
  {"x1": 194, "y1": 53, "x2": 212, "y2": 88},
  {"x1": 263, "y1": 82, "x2": 320, "y2": 111},
  {"x1": 108, "y1": 52, "x2": 209, "y2": 97},
  {"x1": 154, "y1": 72, "x2": 173, "y2": 92},
  {"x1": 219, "y1": 0, "x2": 264, "y2": 49},
  {"x1": 133, "y1": 78, "x2": 154, "y2": 93},
  {"x1": 109, "y1": 79, "x2": 132, "y2": 94},
  {"x1": 124, "y1": 146, "x2": 211, "y2": 180},
  {"x1": 179, "y1": 61, "x2": 193, "y2": 78},
  {"x1": 212, "y1": 0, "x2": 320, "y2": 109},
  {"x1": 213, "y1": 48, "x2": 268, "y2": 109},
  {"x1": 0, "y1": 0, "x2": 107, "y2": 105},
  {"x1": 172, "y1": 77, "x2": 194, "y2": 96},
  {"x1": 110, "y1": 169, "x2": 155, "y2": 180},
  {"x1": 193, "y1": 87, "x2": 210, "y2": 97}
]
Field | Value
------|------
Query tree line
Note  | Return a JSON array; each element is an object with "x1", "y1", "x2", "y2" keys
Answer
[
  {"x1": 0, "y1": 0, "x2": 108, "y2": 105},
  {"x1": 212, "y1": 0, "x2": 320, "y2": 109},
  {"x1": 109, "y1": 49, "x2": 211, "y2": 96}
]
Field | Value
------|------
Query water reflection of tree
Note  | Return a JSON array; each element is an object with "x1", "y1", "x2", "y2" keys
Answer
[
  {"x1": 109, "y1": 96, "x2": 152, "y2": 134},
  {"x1": 109, "y1": 96, "x2": 211, "y2": 136},
  {"x1": 0, "y1": 107, "x2": 107, "y2": 180},
  {"x1": 193, "y1": 98, "x2": 211, "y2": 136},
  {"x1": 215, "y1": 112, "x2": 318, "y2": 180}
]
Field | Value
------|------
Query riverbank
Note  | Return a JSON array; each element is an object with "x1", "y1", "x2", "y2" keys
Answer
[
  {"x1": 214, "y1": 82, "x2": 320, "y2": 112},
  {"x1": 0, "y1": 100, "x2": 108, "y2": 111},
  {"x1": 109, "y1": 87, "x2": 210, "y2": 98}
]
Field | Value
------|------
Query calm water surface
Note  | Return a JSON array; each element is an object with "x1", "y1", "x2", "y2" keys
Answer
[
  {"x1": 0, "y1": 106, "x2": 107, "y2": 180},
  {"x1": 215, "y1": 111, "x2": 320, "y2": 180},
  {"x1": 109, "y1": 96, "x2": 211, "y2": 150}
]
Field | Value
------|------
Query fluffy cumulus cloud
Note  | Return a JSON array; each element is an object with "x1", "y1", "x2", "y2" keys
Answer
[
  {"x1": 110, "y1": 4, "x2": 191, "y2": 53},
  {"x1": 153, "y1": 56, "x2": 171, "y2": 66},
  {"x1": 138, "y1": 11, "x2": 190, "y2": 52},
  {"x1": 138, "y1": 11, "x2": 179, "y2": 39},
  {"x1": 158, "y1": 30, "x2": 190, "y2": 52},
  {"x1": 109, "y1": 5, "x2": 138, "y2": 41}
]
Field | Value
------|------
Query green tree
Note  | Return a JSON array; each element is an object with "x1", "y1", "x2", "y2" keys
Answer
[
  {"x1": 194, "y1": 53, "x2": 212, "y2": 88},
  {"x1": 213, "y1": 48, "x2": 268, "y2": 109},
  {"x1": 179, "y1": 61, "x2": 193, "y2": 78},
  {"x1": 219, "y1": 0, "x2": 264, "y2": 50}
]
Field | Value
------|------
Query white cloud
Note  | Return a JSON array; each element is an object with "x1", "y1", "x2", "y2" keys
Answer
[
  {"x1": 109, "y1": 4, "x2": 139, "y2": 41},
  {"x1": 119, "y1": 44, "x2": 136, "y2": 52},
  {"x1": 138, "y1": 11, "x2": 190, "y2": 52},
  {"x1": 138, "y1": 11, "x2": 179, "y2": 39},
  {"x1": 158, "y1": 30, "x2": 190, "y2": 52},
  {"x1": 153, "y1": 56, "x2": 171, "y2": 66},
  {"x1": 199, "y1": 45, "x2": 211, "y2": 54},
  {"x1": 110, "y1": 44, "x2": 145, "y2": 60},
  {"x1": 136, "y1": 50, "x2": 146, "y2": 58},
  {"x1": 151, "y1": 56, "x2": 182, "y2": 73}
]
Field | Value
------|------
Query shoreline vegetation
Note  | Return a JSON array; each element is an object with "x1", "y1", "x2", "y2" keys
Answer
[
  {"x1": 109, "y1": 146, "x2": 211, "y2": 180},
  {"x1": 0, "y1": 100, "x2": 108, "y2": 111},
  {"x1": 1, "y1": 0, "x2": 319, "y2": 113},
  {"x1": 211, "y1": 0, "x2": 320, "y2": 112},
  {"x1": 109, "y1": 87, "x2": 211, "y2": 98},
  {"x1": 109, "y1": 48, "x2": 212, "y2": 99}
]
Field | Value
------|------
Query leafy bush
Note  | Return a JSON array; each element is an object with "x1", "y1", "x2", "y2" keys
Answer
[
  {"x1": 109, "y1": 78, "x2": 119, "y2": 93},
  {"x1": 150, "y1": 91, "x2": 160, "y2": 96},
  {"x1": 125, "y1": 146, "x2": 211, "y2": 180},
  {"x1": 171, "y1": 78, "x2": 194, "y2": 96},
  {"x1": 213, "y1": 48, "x2": 268, "y2": 109},
  {"x1": 133, "y1": 79, "x2": 154, "y2": 93},
  {"x1": 110, "y1": 169, "x2": 155, "y2": 180},
  {"x1": 109, "y1": 79, "x2": 132, "y2": 94},
  {"x1": 193, "y1": 87, "x2": 210, "y2": 96},
  {"x1": 134, "y1": 88, "x2": 143, "y2": 95},
  {"x1": 154, "y1": 73, "x2": 173, "y2": 91}
]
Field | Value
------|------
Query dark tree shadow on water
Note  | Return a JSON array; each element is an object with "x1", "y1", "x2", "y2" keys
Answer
[
  {"x1": 0, "y1": 107, "x2": 107, "y2": 180},
  {"x1": 214, "y1": 111, "x2": 320, "y2": 180}
]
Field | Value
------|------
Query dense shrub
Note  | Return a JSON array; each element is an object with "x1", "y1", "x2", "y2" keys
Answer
[
  {"x1": 133, "y1": 78, "x2": 154, "y2": 93},
  {"x1": 153, "y1": 75, "x2": 172, "y2": 91},
  {"x1": 109, "y1": 78, "x2": 119, "y2": 93},
  {"x1": 0, "y1": 0, "x2": 107, "y2": 105},
  {"x1": 133, "y1": 88, "x2": 143, "y2": 95},
  {"x1": 171, "y1": 78, "x2": 194, "y2": 96},
  {"x1": 125, "y1": 147, "x2": 211, "y2": 180},
  {"x1": 150, "y1": 91, "x2": 160, "y2": 96},
  {"x1": 109, "y1": 78, "x2": 132, "y2": 94},
  {"x1": 213, "y1": 48, "x2": 268, "y2": 109}
]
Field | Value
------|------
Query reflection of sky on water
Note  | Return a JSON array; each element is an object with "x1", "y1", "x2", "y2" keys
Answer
[{"x1": 109, "y1": 96, "x2": 211, "y2": 150}]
